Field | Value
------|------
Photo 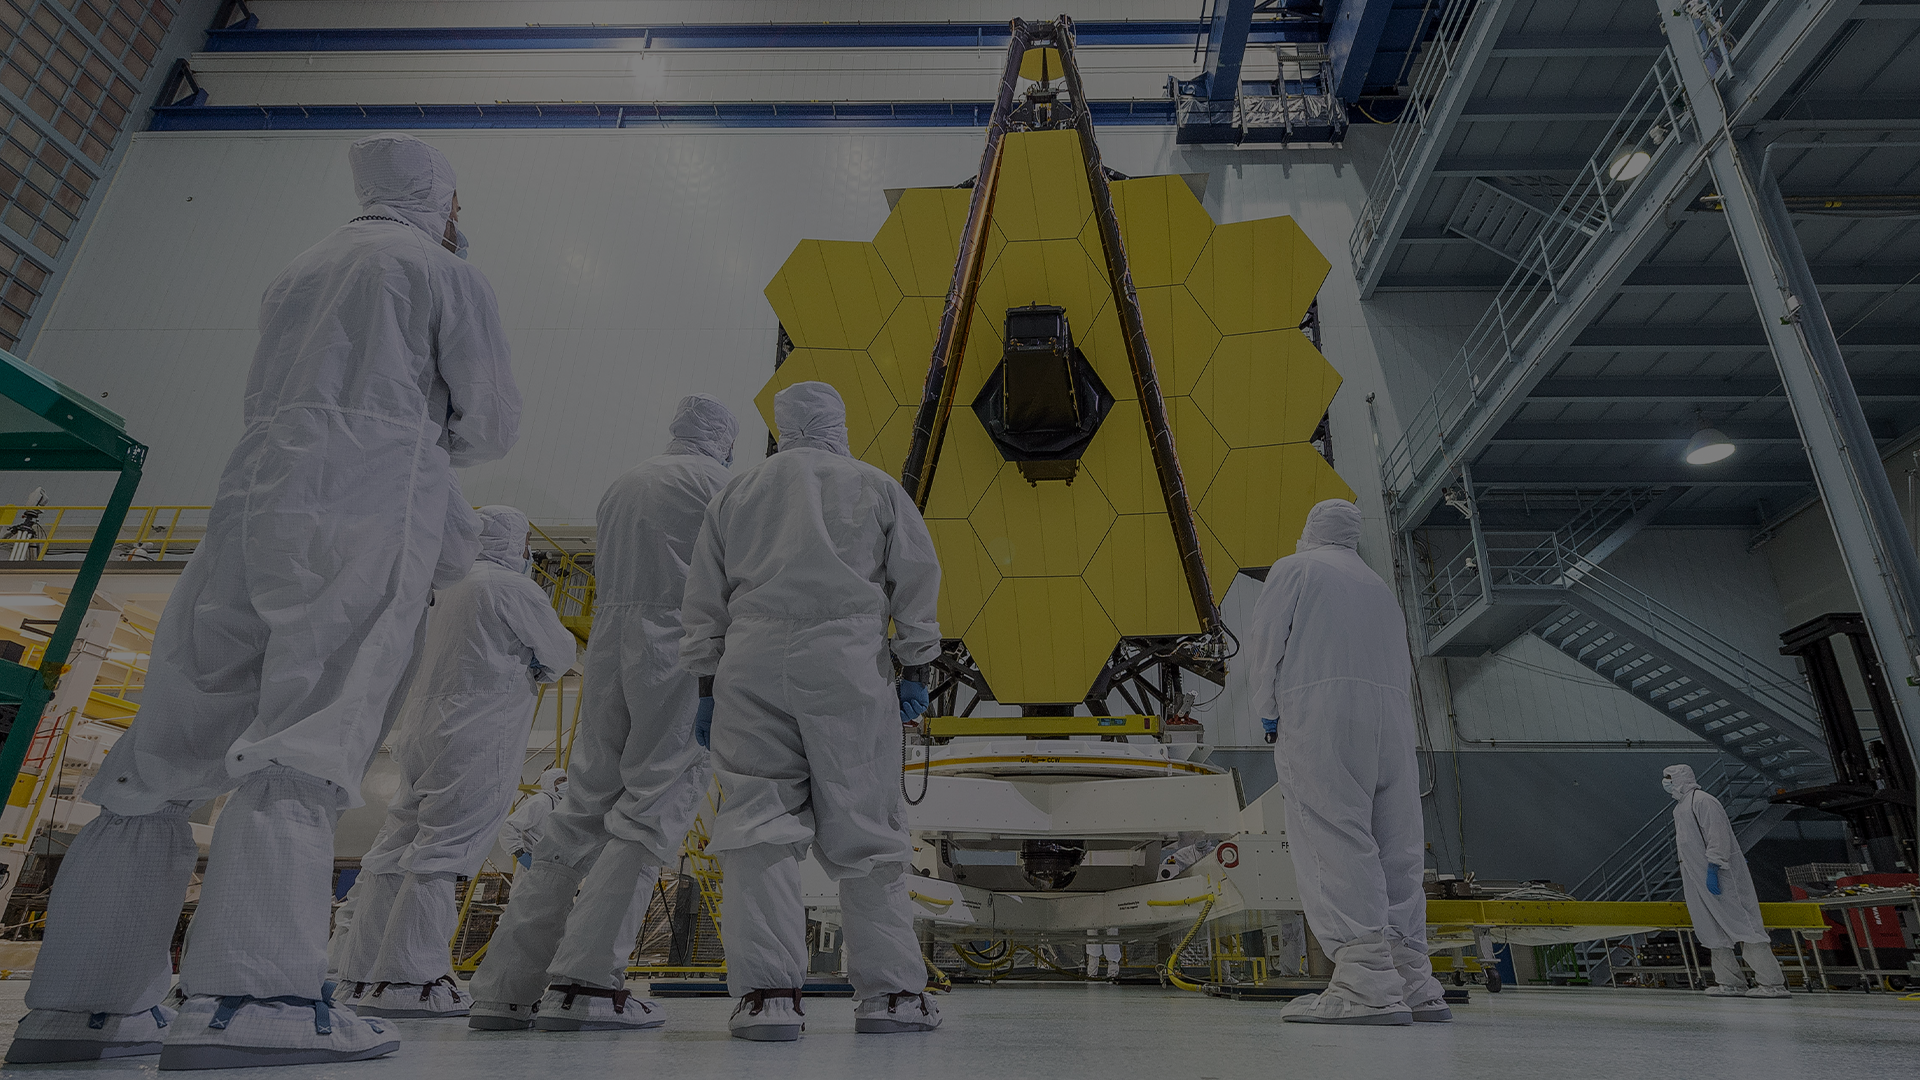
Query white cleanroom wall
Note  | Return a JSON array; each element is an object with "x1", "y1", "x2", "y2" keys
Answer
[{"x1": 28, "y1": 128, "x2": 1385, "y2": 531}]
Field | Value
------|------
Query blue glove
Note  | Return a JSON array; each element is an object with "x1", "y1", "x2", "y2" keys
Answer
[
  {"x1": 899, "y1": 679, "x2": 930, "y2": 724},
  {"x1": 1706, "y1": 864, "x2": 1721, "y2": 895},
  {"x1": 516, "y1": 852, "x2": 532, "y2": 870},
  {"x1": 695, "y1": 696, "x2": 714, "y2": 750},
  {"x1": 1261, "y1": 717, "x2": 1278, "y2": 744}
]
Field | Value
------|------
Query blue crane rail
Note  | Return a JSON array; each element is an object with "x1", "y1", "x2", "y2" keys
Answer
[
  {"x1": 200, "y1": 21, "x2": 1326, "y2": 53},
  {"x1": 149, "y1": 100, "x2": 1181, "y2": 132}
]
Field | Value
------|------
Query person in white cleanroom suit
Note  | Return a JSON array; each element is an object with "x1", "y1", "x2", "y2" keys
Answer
[
  {"x1": 680, "y1": 381, "x2": 943, "y2": 1042},
  {"x1": 1085, "y1": 930, "x2": 1121, "y2": 979},
  {"x1": 1663, "y1": 764, "x2": 1790, "y2": 997},
  {"x1": 1244, "y1": 499, "x2": 1447, "y2": 1027},
  {"x1": 6, "y1": 132, "x2": 517, "y2": 1069},
  {"x1": 501, "y1": 767, "x2": 569, "y2": 869},
  {"x1": 336, "y1": 506, "x2": 577, "y2": 1019},
  {"x1": 324, "y1": 481, "x2": 487, "y2": 995},
  {"x1": 466, "y1": 394, "x2": 737, "y2": 1034}
]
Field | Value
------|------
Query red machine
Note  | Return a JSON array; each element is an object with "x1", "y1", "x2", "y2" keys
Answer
[{"x1": 1791, "y1": 872, "x2": 1917, "y2": 963}]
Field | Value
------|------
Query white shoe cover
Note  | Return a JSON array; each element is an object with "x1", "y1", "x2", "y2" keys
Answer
[
  {"x1": 1408, "y1": 996, "x2": 1454, "y2": 1023},
  {"x1": 6, "y1": 1006, "x2": 174, "y2": 1063},
  {"x1": 352, "y1": 976, "x2": 470, "y2": 1018},
  {"x1": 854, "y1": 991, "x2": 942, "y2": 1033},
  {"x1": 1704, "y1": 984, "x2": 1748, "y2": 997},
  {"x1": 1280, "y1": 991, "x2": 1413, "y2": 1026},
  {"x1": 1745, "y1": 985, "x2": 1791, "y2": 998},
  {"x1": 728, "y1": 990, "x2": 805, "y2": 1042},
  {"x1": 533, "y1": 984, "x2": 665, "y2": 1031},
  {"x1": 159, "y1": 994, "x2": 398, "y2": 1070},
  {"x1": 468, "y1": 999, "x2": 539, "y2": 1031}
]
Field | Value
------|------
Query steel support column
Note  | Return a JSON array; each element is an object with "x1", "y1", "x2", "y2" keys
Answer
[{"x1": 1664, "y1": 11, "x2": 1920, "y2": 802}]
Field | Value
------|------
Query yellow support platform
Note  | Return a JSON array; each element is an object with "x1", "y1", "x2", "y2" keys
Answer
[
  {"x1": 84, "y1": 691, "x2": 138, "y2": 724},
  {"x1": 923, "y1": 714, "x2": 1159, "y2": 738},
  {"x1": 1425, "y1": 899, "x2": 1828, "y2": 931}
]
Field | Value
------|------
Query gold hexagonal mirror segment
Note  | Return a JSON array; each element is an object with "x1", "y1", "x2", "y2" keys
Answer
[{"x1": 966, "y1": 576, "x2": 1118, "y2": 706}]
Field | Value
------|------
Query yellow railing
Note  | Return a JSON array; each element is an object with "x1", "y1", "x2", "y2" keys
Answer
[
  {"x1": 0, "y1": 504, "x2": 211, "y2": 563},
  {"x1": 529, "y1": 521, "x2": 594, "y2": 643},
  {"x1": 526, "y1": 675, "x2": 584, "y2": 772},
  {"x1": 675, "y1": 780, "x2": 729, "y2": 974}
]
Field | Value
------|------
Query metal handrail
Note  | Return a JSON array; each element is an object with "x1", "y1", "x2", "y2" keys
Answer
[
  {"x1": 528, "y1": 520, "x2": 594, "y2": 629},
  {"x1": 0, "y1": 504, "x2": 212, "y2": 562},
  {"x1": 1419, "y1": 488, "x2": 1661, "y2": 638},
  {"x1": 1349, "y1": 0, "x2": 1481, "y2": 261},
  {"x1": 1418, "y1": 494, "x2": 1813, "y2": 725},
  {"x1": 1563, "y1": 562, "x2": 1814, "y2": 724},
  {"x1": 1570, "y1": 759, "x2": 1779, "y2": 901},
  {"x1": 1379, "y1": 49, "x2": 1691, "y2": 514}
]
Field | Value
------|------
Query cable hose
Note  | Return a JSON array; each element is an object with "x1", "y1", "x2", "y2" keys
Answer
[
  {"x1": 902, "y1": 723, "x2": 932, "y2": 806},
  {"x1": 1160, "y1": 895, "x2": 1217, "y2": 992}
]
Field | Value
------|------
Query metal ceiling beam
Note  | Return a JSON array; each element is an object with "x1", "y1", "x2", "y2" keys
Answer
[
  {"x1": 1374, "y1": 273, "x2": 1509, "y2": 289},
  {"x1": 1617, "y1": 264, "x2": 1920, "y2": 293},
  {"x1": 1528, "y1": 377, "x2": 1920, "y2": 402},
  {"x1": 1431, "y1": 155, "x2": 1589, "y2": 175},
  {"x1": 1473, "y1": 465, "x2": 1814, "y2": 486},
  {"x1": 1489, "y1": 420, "x2": 1900, "y2": 444},
  {"x1": 1460, "y1": 98, "x2": 1636, "y2": 123},
  {"x1": 1381, "y1": 262, "x2": 1920, "y2": 292},
  {"x1": 1328, "y1": 0, "x2": 1394, "y2": 103},
  {"x1": 1198, "y1": 0, "x2": 1256, "y2": 101},
  {"x1": 1349, "y1": 0, "x2": 1516, "y2": 299},
  {"x1": 1470, "y1": 507, "x2": 1765, "y2": 529},
  {"x1": 1758, "y1": 97, "x2": 1920, "y2": 129},
  {"x1": 1567, "y1": 325, "x2": 1920, "y2": 351},
  {"x1": 1488, "y1": 33, "x2": 1668, "y2": 57},
  {"x1": 1665, "y1": 4, "x2": 1920, "y2": 785},
  {"x1": 1396, "y1": 226, "x2": 1476, "y2": 244},
  {"x1": 1721, "y1": 0, "x2": 1865, "y2": 129}
]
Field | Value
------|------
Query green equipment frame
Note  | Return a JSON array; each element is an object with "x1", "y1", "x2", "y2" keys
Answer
[{"x1": 0, "y1": 349, "x2": 146, "y2": 801}]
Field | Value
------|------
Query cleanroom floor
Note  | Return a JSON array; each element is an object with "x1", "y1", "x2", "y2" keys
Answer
[{"x1": 1, "y1": 979, "x2": 1914, "y2": 1079}]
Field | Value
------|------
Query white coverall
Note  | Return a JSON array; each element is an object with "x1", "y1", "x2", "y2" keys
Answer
[
  {"x1": 679, "y1": 381, "x2": 942, "y2": 1003},
  {"x1": 338, "y1": 507, "x2": 577, "y2": 989},
  {"x1": 501, "y1": 768, "x2": 569, "y2": 864},
  {"x1": 469, "y1": 394, "x2": 736, "y2": 1005},
  {"x1": 22, "y1": 133, "x2": 517, "y2": 1028},
  {"x1": 1243, "y1": 499, "x2": 1443, "y2": 1014},
  {"x1": 1664, "y1": 764, "x2": 1786, "y2": 991}
]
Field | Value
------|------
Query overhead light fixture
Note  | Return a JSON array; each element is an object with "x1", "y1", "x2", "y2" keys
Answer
[
  {"x1": 1607, "y1": 149, "x2": 1652, "y2": 183},
  {"x1": 1684, "y1": 425, "x2": 1735, "y2": 465}
]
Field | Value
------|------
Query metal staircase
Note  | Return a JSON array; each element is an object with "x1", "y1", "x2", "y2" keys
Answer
[
  {"x1": 1570, "y1": 760, "x2": 1792, "y2": 983},
  {"x1": 1531, "y1": 580, "x2": 1826, "y2": 784},
  {"x1": 1378, "y1": 49, "x2": 1694, "y2": 526},
  {"x1": 1444, "y1": 178, "x2": 1582, "y2": 268},
  {"x1": 1569, "y1": 759, "x2": 1788, "y2": 904},
  {"x1": 1412, "y1": 484, "x2": 1830, "y2": 782},
  {"x1": 1350, "y1": 0, "x2": 1512, "y2": 289},
  {"x1": 1417, "y1": 486, "x2": 1678, "y2": 657}
]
